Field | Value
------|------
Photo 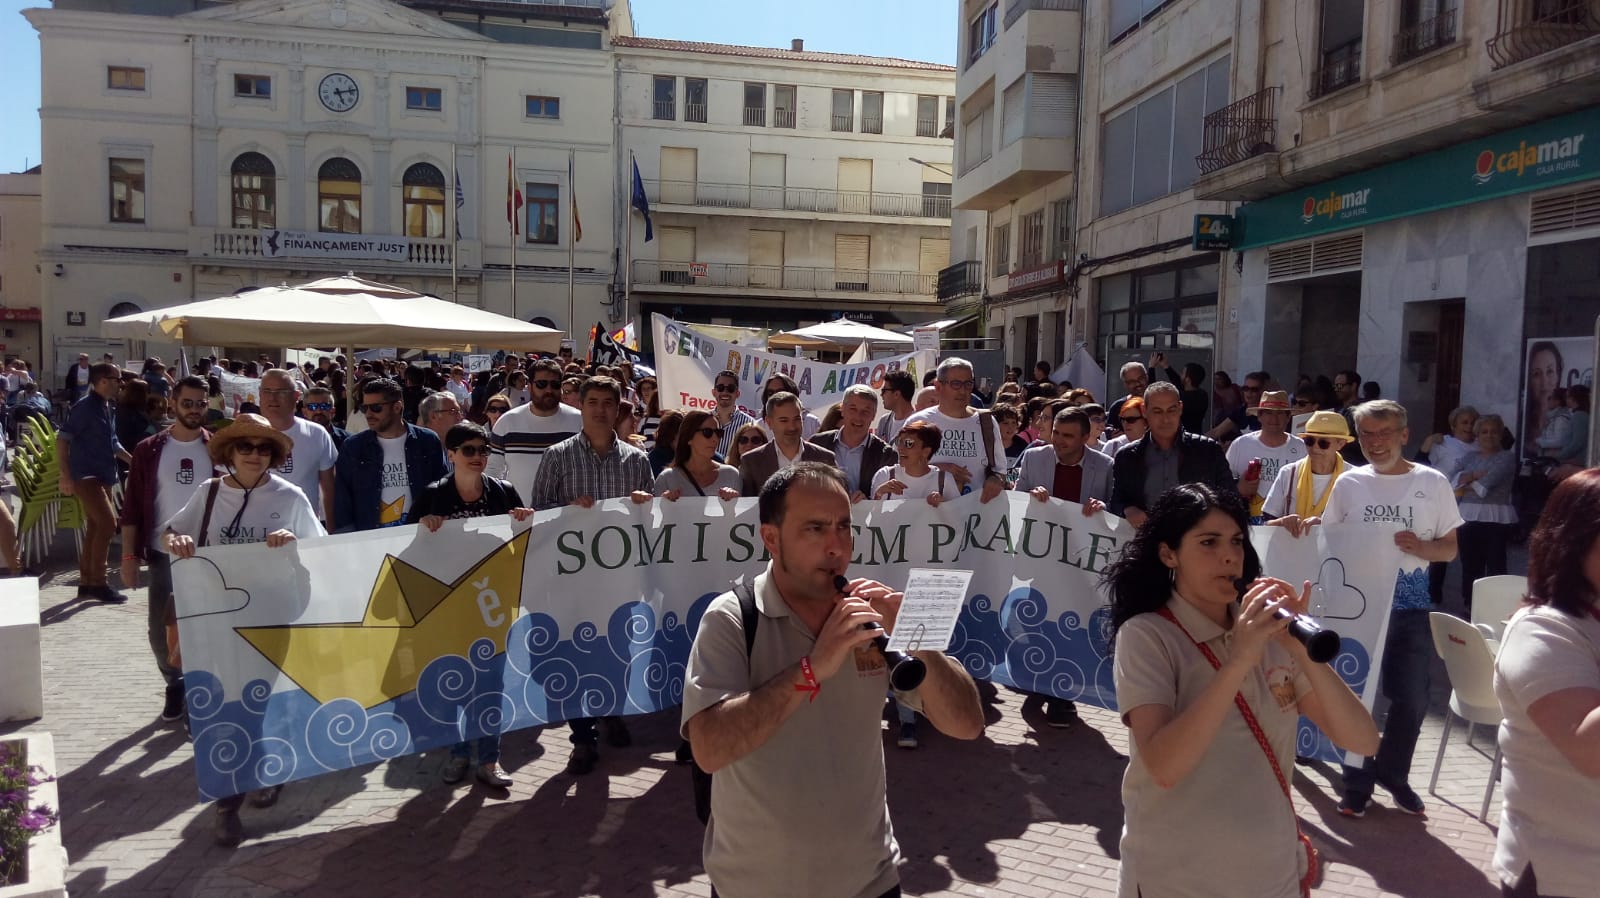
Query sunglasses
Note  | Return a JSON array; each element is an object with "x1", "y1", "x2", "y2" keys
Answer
[
  {"x1": 303, "y1": 402, "x2": 333, "y2": 412},
  {"x1": 737, "y1": 435, "x2": 767, "y2": 445},
  {"x1": 695, "y1": 427, "x2": 720, "y2": 439},
  {"x1": 359, "y1": 401, "x2": 396, "y2": 414},
  {"x1": 233, "y1": 441, "x2": 276, "y2": 456},
  {"x1": 896, "y1": 438, "x2": 925, "y2": 450},
  {"x1": 714, "y1": 384, "x2": 738, "y2": 393},
  {"x1": 178, "y1": 399, "x2": 209, "y2": 410},
  {"x1": 486, "y1": 405, "x2": 510, "y2": 414},
  {"x1": 1121, "y1": 415, "x2": 1144, "y2": 424},
  {"x1": 453, "y1": 444, "x2": 491, "y2": 458},
  {"x1": 1301, "y1": 436, "x2": 1341, "y2": 450},
  {"x1": 531, "y1": 379, "x2": 560, "y2": 390}
]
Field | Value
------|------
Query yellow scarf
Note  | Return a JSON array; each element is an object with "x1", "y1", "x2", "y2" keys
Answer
[{"x1": 1294, "y1": 455, "x2": 1344, "y2": 517}]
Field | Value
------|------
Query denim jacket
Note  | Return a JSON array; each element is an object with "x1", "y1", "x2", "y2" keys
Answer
[
  {"x1": 332, "y1": 423, "x2": 446, "y2": 532},
  {"x1": 61, "y1": 392, "x2": 123, "y2": 483}
]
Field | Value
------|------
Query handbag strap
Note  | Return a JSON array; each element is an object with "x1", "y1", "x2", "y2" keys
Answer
[
  {"x1": 196, "y1": 479, "x2": 222, "y2": 549},
  {"x1": 1155, "y1": 606, "x2": 1294, "y2": 803}
]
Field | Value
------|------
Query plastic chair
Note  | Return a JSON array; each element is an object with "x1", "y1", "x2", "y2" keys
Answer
[
  {"x1": 1427, "y1": 611, "x2": 1504, "y2": 821},
  {"x1": 1471, "y1": 575, "x2": 1527, "y2": 645}
]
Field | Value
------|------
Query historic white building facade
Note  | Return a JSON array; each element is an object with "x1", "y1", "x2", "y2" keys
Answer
[
  {"x1": 26, "y1": 0, "x2": 624, "y2": 380},
  {"x1": 614, "y1": 36, "x2": 957, "y2": 331}
]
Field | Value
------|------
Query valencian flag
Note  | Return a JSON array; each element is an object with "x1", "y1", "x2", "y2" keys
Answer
[
  {"x1": 630, "y1": 158, "x2": 653, "y2": 242},
  {"x1": 590, "y1": 321, "x2": 643, "y2": 366},
  {"x1": 507, "y1": 154, "x2": 523, "y2": 235}
]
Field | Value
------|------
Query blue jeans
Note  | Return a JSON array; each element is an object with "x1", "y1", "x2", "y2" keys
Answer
[
  {"x1": 449, "y1": 735, "x2": 500, "y2": 764},
  {"x1": 1342, "y1": 609, "x2": 1432, "y2": 798},
  {"x1": 146, "y1": 553, "x2": 182, "y2": 688},
  {"x1": 892, "y1": 694, "x2": 916, "y2": 725}
]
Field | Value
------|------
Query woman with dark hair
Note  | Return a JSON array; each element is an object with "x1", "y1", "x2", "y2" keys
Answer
[
  {"x1": 637, "y1": 376, "x2": 661, "y2": 447},
  {"x1": 869, "y1": 420, "x2": 955, "y2": 506},
  {"x1": 1493, "y1": 468, "x2": 1600, "y2": 898},
  {"x1": 1103, "y1": 483, "x2": 1377, "y2": 898},
  {"x1": 648, "y1": 409, "x2": 684, "y2": 475},
  {"x1": 406, "y1": 421, "x2": 535, "y2": 790},
  {"x1": 653, "y1": 409, "x2": 740, "y2": 500},
  {"x1": 117, "y1": 378, "x2": 152, "y2": 457},
  {"x1": 725, "y1": 423, "x2": 768, "y2": 467}
]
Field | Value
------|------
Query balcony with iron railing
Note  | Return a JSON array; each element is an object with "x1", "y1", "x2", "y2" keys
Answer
[
  {"x1": 832, "y1": 114, "x2": 853, "y2": 132},
  {"x1": 775, "y1": 107, "x2": 796, "y2": 128},
  {"x1": 1308, "y1": 40, "x2": 1362, "y2": 99},
  {"x1": 936, "y1": 260, "x2": 984, "y2": 303},
  {"x1": 1196, "y1": 87, "x2": 1279, "y2": 175},
  {"x1": 1003, "y1": 0, "x2": 1081, "y2": 27},
  {"x1": 1394, "y1": 7, "x2": 1459, "y2": 63},
  {"x1": 643, "y1": 179, "x2": 953, "y2": 219},
  {"x1": 652, "y1": 99, "x2": 675, "y2": 120},
  {"x1": 685, "y1": 103, "x2": 707, "y2": 123},
  {"x1": 1487, "y1": 0, "x2": 1600, "y2": 68},
  {"x1": 204, "y1": 229, "x2": 455, "y2": 266},
  {"x1": 862, "y1": 114, "x2": 883, "y2": 134},
  {"x1": 632, "y1": 260, "x2": 936, "y2": 296},
  {"x1": 916, "y1": 118, "x2": 940, "y2": 138},
  {"x1": 743, "y1": 106, "x2": 766, "y2": 127}
]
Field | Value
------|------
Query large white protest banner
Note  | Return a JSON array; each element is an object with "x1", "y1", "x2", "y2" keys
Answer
[
  {"x1": 173, "y1": 494, "x2": 1398, "y2": 801},
  {"x1": 214, "y1": 370, "x2": 263, "y2": 417},
  {"x1": 651, "y1": 313, "x2": 934, "y2": 418}
]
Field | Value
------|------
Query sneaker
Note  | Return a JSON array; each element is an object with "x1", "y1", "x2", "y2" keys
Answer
[
  {"x1": 1386, "y1": 783, "x2": 1427, "y2": 817},
  {"x1": 161, "y1": 683, "x2": 186, "y2": 723},
  {"x1": 441, "y1": 756, "x2": 470, "y2": 785},
  {"x1": 90, "y1": 584, "x2": 128, "y2": 604},
  {"x1": 476, "y1": 761, "x2": 513, "y2": 788},
  {"x1": 1045, "y1": 700, "x2": 1078, "y2": 729},
  {"x1": 600, "y1": 716, "x2": 632, "y2": 748},
  {"x1": 213, "y1": 805, "x2": 243, "y2": 848},
  {"x1": 248, "y1": 784, "x2": 282, "y2": 809},
  {"x1": 1337, "y1": 793, "x2": 1369, "y2": 818},
  {"x1": 896, "y1": 722, "x2": 919, "y2": 749},
  {"x1": 566, "y1": 743, "x2": 599, "y2": 776}
]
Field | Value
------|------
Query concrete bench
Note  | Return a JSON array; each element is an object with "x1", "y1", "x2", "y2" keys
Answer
[{"x1": 0, "y1": 576, "x2": 43, "y2": 722}]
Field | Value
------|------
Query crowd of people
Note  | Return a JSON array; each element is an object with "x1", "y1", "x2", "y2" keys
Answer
[{"x1": 41, "y1": 342, "x2": 1598, "y2": 898}]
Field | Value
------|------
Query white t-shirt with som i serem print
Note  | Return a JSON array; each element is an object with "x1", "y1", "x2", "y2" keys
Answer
[
  {"x1": 1322, "y1": 463, "x2": 1463, "y2": 611},
  {"x1": 162, "y1": 475, "x2": 326, "y2": 548},
  {"x1": 902, "y1": 407, "x2": 1004, "y2": 491}
]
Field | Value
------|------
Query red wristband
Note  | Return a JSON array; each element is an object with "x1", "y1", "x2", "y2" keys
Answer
[{"x1": 795, "y1": 655, "x2": 821, "y2": 703}]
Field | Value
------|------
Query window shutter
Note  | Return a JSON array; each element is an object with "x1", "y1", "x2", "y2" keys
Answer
[
  {"x1": 837, "y1": 159, "x2": 873, "y2": 215},
  {"x1": 920, "y1": 238, "x2": 950, "y2": 276},
  {"x1": 1002, "y1": 78, "x2": 1025, "y2": 146},
  {"x1": 1027, "y1": 74, "x2": 1078, "y2": 138},
  {"x1": 836, "y1": 234, "x2": 869, "y2": 271},
  {"x1": 660, "y1": 147, "x2": 697, "y2": 205}
]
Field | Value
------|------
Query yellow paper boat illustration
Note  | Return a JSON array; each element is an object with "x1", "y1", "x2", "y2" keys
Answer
[{"x1": 236, "y1": 530, "x2": 529, "y2": 708}]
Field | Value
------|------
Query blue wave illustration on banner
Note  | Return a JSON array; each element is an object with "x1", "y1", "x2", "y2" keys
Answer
[
  {"x1": 187, "y1": 585, "x2": 1117, "y2": 800},
  {"x1": 1296, "y1": 636, "x2": 1373, "y2": 763}
]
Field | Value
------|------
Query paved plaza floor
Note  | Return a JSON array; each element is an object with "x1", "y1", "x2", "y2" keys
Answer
[{"x1": 4, "y1": 552, "x2": 1510, "y2": 897}]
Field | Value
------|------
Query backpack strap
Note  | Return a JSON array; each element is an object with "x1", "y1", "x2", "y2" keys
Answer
[
  {"x1": 196, "y1": 479, "x2": 222, "y2": 549},
  {"x1": 731, "y1": 578, "x2": 760, "y2": 666}
]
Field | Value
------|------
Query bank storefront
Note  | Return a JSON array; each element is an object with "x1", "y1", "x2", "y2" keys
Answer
[{"x1": 1232, "y1": 105, "x2": 1600, "y2": 445}]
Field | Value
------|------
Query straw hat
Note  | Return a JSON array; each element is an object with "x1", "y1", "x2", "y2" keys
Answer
[
  {"x1": 1296, "y1": 410, "x2": 1352, "y2": 443},
  {"x1": 1248, "y1": 390, "x2": 1292, "y2": 414},
  {"x1": 209, "y1": 413, "x2": 292, "y2": 465}
]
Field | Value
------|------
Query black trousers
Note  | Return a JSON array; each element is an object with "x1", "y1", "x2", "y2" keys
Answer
[{"x1": 1458, "y1": 521, "x2": 1512, "y2": 612}]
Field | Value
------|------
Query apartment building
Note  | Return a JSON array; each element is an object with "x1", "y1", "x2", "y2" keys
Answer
[
  {"x1": 615, "y1": 37, "x2": 957, "y2": 333},
  {"x1": 945, "y1": 0, "x2": 1082, "y2": 369},
  {"x1": 25, "y1": 0, "x2": 625, "y2": 379},
  {"x1": 0, "y1": 169, "x2": 44, "y2": 370},
  {"x1": 1196, "y1": 0, "x2": 1600, "y2": 442}
]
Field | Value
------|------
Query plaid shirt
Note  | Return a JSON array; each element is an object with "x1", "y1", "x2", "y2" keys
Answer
[{"x1": 530, "y1": 431, "x2": 654, "y2": 510}]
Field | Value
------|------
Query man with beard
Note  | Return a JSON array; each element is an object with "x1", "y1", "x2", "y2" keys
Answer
[
  {"x1": 488, "y1": 359, "x2": 582, "y2": 498},
  {"x1": 118, "y1": 375, "x2": 217, "y2": 722},
  {"x1": 300, "y1": 386, "x2": 349, "y2": 452},
  {"x1": 333, "y1": 377, "x2": 447, "y2": 531},
  {"x1": 739, "y1": 392, "x2": 836, "y2": 497}
]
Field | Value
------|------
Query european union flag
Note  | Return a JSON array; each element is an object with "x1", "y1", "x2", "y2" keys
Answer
[{"x1": 630, "y1": 158, "x2": 653, "y2": 243}]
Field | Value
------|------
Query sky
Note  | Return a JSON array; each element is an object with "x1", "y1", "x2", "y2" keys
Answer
[{"x1": 0, "y1": 0, "x2": 956, "y2": 174}]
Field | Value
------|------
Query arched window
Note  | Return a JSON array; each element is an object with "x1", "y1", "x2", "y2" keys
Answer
[
  {"x1": 230, "y1": 152, "x2": 276, "y2": 229},
  {"x1": 318, "y1": 157, "x2": 362, "y2": 234},
  {"x1": 401, "y1": 162, "x2": 446, "y2": 239}
]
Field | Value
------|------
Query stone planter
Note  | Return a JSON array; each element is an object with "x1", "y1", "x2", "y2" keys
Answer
[
  {"x1": 0, "y1": 733, "x2": 66, "y2": 898},
  {"x1": 0, "y1": 578, "x2": 44, "y2": 723}
]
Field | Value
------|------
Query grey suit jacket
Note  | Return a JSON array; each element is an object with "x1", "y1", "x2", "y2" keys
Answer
[
  {"x1": 808, "y1": 429, "x2": 895, "y2": 495},
  {"x1": 1014, "y1": 444, "x2": 1114, "y2": 504},
  {"x1": 738, "y1": 441, "x2": 837, "y2": 497}
]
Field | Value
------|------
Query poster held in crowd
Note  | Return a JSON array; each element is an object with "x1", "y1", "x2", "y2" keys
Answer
[
  {"x1": 651, "y1": 313, "x2": 933, "y2": 418},
  {"x1": 173, "y1": 494, "x2": 1400, "y2": 801},
  {"x1": 1521, "y1": 336, "x2": 1595, "y2": 459}
]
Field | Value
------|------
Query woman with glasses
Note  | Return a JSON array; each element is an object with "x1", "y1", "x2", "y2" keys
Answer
[
  {"x1": 869, "y1": 420, "x2": 956, "y2": 507},
  {"x1": 654, "y1": 410, "x2": 740, "y2": 500},
  {"x1": 161, "y1": 413, "x2": 325, "y2": 847},
  {"x1": 725, "y1": 423, "x2": 768, "y2": 467},
  {"x1": 406, "y1": 422, "x2": 535, "y2": 791},
  {"x1": 483, "y1": 393, "x2": 513, "y2": 430},
  {"x1": 1261, "y1": 410, "x2": 1354, "y2": 538},
  {"x1": 1101, "y1": 396, "x2": 1148, "y2": 458}
]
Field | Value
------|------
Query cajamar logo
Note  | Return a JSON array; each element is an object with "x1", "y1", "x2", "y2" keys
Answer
[
  {"x1": 1301, "y1": 188, "x2": 1372, "y2": 224},
  {"x1": 1474, "y1": 133, "x2": 1587, "y2": 185}
]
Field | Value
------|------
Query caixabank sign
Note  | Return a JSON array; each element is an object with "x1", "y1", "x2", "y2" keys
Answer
[{"x1": 1236, "y1": 106, "x2": 1600, "y2": 249}]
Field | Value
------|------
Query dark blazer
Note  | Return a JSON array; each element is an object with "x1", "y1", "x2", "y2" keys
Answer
[
  {"x1": 333, "y1": 423, "x2": 447, "y2": 532},
  {"x1": 808, "y1": 429, "x2": 895, "y2": 495},
  {"x1": 738, "y1": 441, "x2": 837, "y2": 497},
  {"x1": 1109, "y1": 430, "x2": 1237, "y2": 515}
]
